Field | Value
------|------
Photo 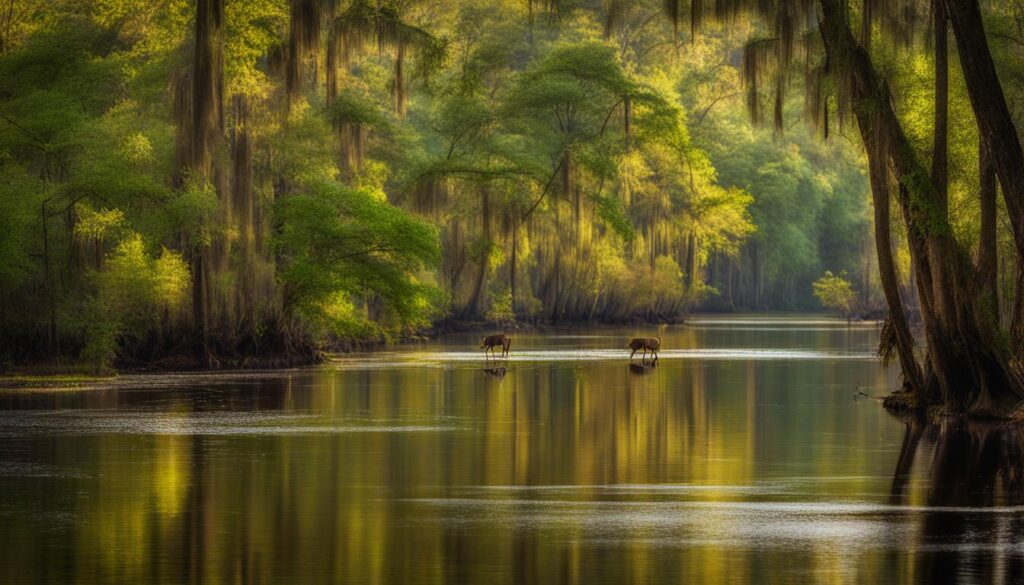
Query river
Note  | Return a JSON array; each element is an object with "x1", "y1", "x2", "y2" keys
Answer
[{"x1": 0, "y1": 315, "x2": 1021, "y2": 584}]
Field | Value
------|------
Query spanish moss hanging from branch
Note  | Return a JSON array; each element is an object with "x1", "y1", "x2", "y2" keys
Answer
[{"x1": 286, "y1": 0, "x2": 321, "y2": 103}]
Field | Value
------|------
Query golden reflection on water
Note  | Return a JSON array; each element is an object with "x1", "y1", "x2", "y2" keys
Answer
[{"x1": 0, "y1": 322, "x2": 1018, "y2": 584}]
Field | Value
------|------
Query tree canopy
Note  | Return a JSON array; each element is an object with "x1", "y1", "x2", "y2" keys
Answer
[{"x1": 3, "y1": 0, "x2": 978, "y2": 381}]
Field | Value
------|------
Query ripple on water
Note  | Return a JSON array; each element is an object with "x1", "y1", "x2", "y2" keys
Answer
[
  {"x1": 0, "y1": 411, "x2": 459, "y2": 436},
  {"x1": 685, "y1": 317, "x2": 881, "y2": 326},
  {"x1": 399, "y1": 496, "x2": 1024, "y2": 551},
  {"x1": 327, "y1": 348, "x2": 878, "y2": 370}
]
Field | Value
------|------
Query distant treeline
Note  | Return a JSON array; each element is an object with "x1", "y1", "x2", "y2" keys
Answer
[{"x1": 0, "y1": 0, "x2": 874, "y2": 370}]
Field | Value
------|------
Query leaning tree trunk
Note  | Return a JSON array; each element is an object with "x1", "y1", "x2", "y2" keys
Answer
[
  {"x1": 945, "y1": 0, "x2": 1024, "y2": 268},
  {"x1": 926, "y1": 0, "x2": 955, "y2": 326},
  {"x1": 945, "y1": 0, "x2": 1024, "y2": 356},
  {"x1": 978, "y1": 138, "x2": 998, "y2": 313},
  {"x1": 866, "y1": 150, "x2": 924, "y2": 393},
  {"x1": 819, "y1": 0, "x2": 1023, "y2": 416},
  {"x1": 1014, "y1": 263, "x2": 1024, "y2": 354},
  {"x1": 932, "y1": 0, "x2": 949, "y2": 217}
]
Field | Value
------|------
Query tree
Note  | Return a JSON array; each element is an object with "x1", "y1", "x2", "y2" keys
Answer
[
  {"x1": 812, "y1": 271, "x2": 858, "y2": 321},
  {"x1": 15, "y1": 0, "x2": 1024, "y2": 409},
  {"x1": 655, "y1": 0, "x2": 1024, "y2": 416}
]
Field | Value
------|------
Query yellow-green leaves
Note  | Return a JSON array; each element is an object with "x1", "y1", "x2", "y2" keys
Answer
[
  {"x1": 82, "y1": 233, "x2": 190, "y2": 370},
  {"x1": 812, "y1": 270, "x2": 858, "y2": 318},
  {"x1": 74, "y1": 204, "x2": 125, "y2": 242},
  {"x1": 275, "y1": 179, "x2": 442, "y2": 339},
  {"x1": 119, "y1": 132, "x2": 154, "y2": 163}
]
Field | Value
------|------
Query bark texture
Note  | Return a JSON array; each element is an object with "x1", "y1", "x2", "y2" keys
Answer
[{"x1": 820, "y1": 0, "x2": 1023, "y2": 416}]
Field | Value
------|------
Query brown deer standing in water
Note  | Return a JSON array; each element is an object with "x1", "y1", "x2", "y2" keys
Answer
[
  {"x1": 628, "y1": 337, "x2": 660, "y2": 362},
  {"x1": 481, "y1": 334, "x2": 511, "y2": 358}
]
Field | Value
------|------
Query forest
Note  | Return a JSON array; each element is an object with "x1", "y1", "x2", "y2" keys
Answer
[{"x1": 4, "y1": 0, "x2": 1024, "y2": 416}]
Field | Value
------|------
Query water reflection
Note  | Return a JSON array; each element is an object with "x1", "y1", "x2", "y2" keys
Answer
[
  {"x1": 482, "y1": 366, "x2": 507, "y2": 379},
  {"x1": 890, "y1": 419, "x2": 1024, "y2": 584},
  {"x1": 628, "y1": 362, "x2": 657, "y2": 375},
  {"x1": 1, "y1": 321, "x2": 1017, "y2": 584}
]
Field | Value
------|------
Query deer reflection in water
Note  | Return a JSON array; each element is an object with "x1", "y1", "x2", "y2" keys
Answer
[
  {"x1": 889, "y1": 418, "x2": 1024, "y2": 584},
  {"x1": 628, "y1": 361, "x2": 657, "y2": 375},
  {"x1": 482, "y1": 366, "x2": 506, "y2": 380}
]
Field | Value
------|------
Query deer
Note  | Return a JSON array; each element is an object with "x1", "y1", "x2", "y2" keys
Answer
[
  {"x1": 628, "y1": 337, "x2": 661, "y2": 362},
  {"x1": 481, "y1": 334, "x2": 511, "y2": 359}
]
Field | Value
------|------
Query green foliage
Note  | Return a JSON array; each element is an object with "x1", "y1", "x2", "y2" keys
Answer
[
  {"x1": 0, "y1": 159, "x2": 43, "y2": 290},
  {"x1": 164, "y1": 175, "x2": 219, "y2": 247},
  {"x1": 812, "y1": 271, "x2": 858, "y2": 319},
  {"x1": 593, "y1": 192, "x2": 635, "y2": 241},
  {"x1": 485, "y1": 288, "x2": 515, "y2": 324},
  {"x1": 504, "y1": 41, "x2": 632, "y2": 158},
  {"x1": 275, "y1": 180, "x2": 442, "y2": 337},
  {"x1": 698, "y1": 102, "x2": 869, "y2": 308},
  {"x1": 274, "y1": 105, "x2": 340, "y2": 184},
  {"x1": 0, "y1": 0, "x2": 889, "y2": 366},
  {"x1": 327, "y1": 90, "x2": 389, "y2": 128},
  {"x1": 81, "y1": 233, "x2": 190, "y2": 370},
  {"x1": 74, "y1": 204, "x2": 125, "y2": 242}
]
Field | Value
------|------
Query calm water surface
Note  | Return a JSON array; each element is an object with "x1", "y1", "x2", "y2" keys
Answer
[{"x1": 1, "y1": 315, "x2": 1022, "y2": 584}]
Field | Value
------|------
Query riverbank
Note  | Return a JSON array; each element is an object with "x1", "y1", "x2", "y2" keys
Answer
[
  {"x1": 0, "y1": 373, "x2": 119, "y2": 391},
  {"x1": 0, "y1": 317, "x2": 944, "y2": 585},
  {"x1": 1, "y1": 314, "x2": 875, "y2": 389}
]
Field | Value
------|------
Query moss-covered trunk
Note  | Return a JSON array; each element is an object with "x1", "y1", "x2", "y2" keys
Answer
[
  {"x1": 945, "y1": 0, "x2": 1024, "y2": 266},
  {"x1": 183, "y1": 0, "x2": 224, "y2": 365},
  {"x1": 866, "y1": 149, "x2": 923, "y2": 393},
  {"x1": 820, "y1": 0, "x2": 1023, "y2": 417}
]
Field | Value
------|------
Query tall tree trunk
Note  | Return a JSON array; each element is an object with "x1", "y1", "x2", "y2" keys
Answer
[
  {"x1": 978, "y1": 137, "x2": 998, "y2": 314},
  {"x1": 944, "y1": 0, "x2": 1024, "y2": 264},
  {"x1": 945, "y1": 0, "x2": 1024, "y2": 357},
  {"x1": 867, "y1": 153, "x2": 923, "y2": 393},
  {"x1": 184, "y1": 0, "x2": 224, "y2": 365},
  {"x1": 232, "y1": 94, "x2": 255, "y2": 329},
  {"x1": 510, "y1": 222, "x2": 517, "y2": 318},
  {"x1": 286, "y1": 0, "x2": 323, "y2": 111},
  {"x1": 926, "y1": 0, "x2": 955, "y2": 323},
  {"x1": 819, "y1": 0, "x2": 1023, "y2": 415},
  {"x1": 41, "y1": 203, "x2": 57, "y2": 356},
  {"x1": 908, "y1": 0, "x2": 956, "y2": 339},
  {"x1": 192, "y1": 253, "x2": 209, "y2": 362},
  {"x1": 683, "y1": 232, "x2": 695, "y2": 292},
  {"x1": 326, "y1": 27, "x2": 337, "y2": 106},
  {"x1": 192, "y1": 0, "x2": 223, "y2": 178},
  {"x1": 623, "y1": 96, "x2": 632, "y2": 150},
  {"x1": 394, "y1": 43, "x2": 406, "y2": 118},
  {"x1": 932, "y1": 0, "x2": 948, "y2": 216},
  {"x1": 1014, "y1": 261, "x2": 1024, "y2": 354},
  {"x1": 465, "y1": 187, "x2": 490, "y2": 318}
]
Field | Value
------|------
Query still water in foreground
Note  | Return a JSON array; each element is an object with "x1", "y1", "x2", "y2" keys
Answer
[{"x1": 1, "y1": 315, "x2": 1022, "y2": 584}]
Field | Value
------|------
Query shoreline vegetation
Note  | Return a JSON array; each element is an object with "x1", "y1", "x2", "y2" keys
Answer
[
  {"x1": 8, "y1": 2, "x2": 1024, "y2": 418},
  {"x1": 0, "y1": 313, "x2": 883, "y2": 390},
  {"x1": 4, "y1": 316, "x2": 688, "y2": 379},
  {"x1": 0, "y1": 2, "x2": 877, "y2": 388}
]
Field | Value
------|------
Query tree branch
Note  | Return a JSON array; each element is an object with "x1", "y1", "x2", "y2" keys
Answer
[
  {"x1": 523, "y1": 156, "x2": 566, "y2": 220},
  {"x1": 1, "y1": 113, "x2": 49, "y2": 152},
  {"x1": 693, "y1": 91, "x2": 744, "y2": 126}
]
